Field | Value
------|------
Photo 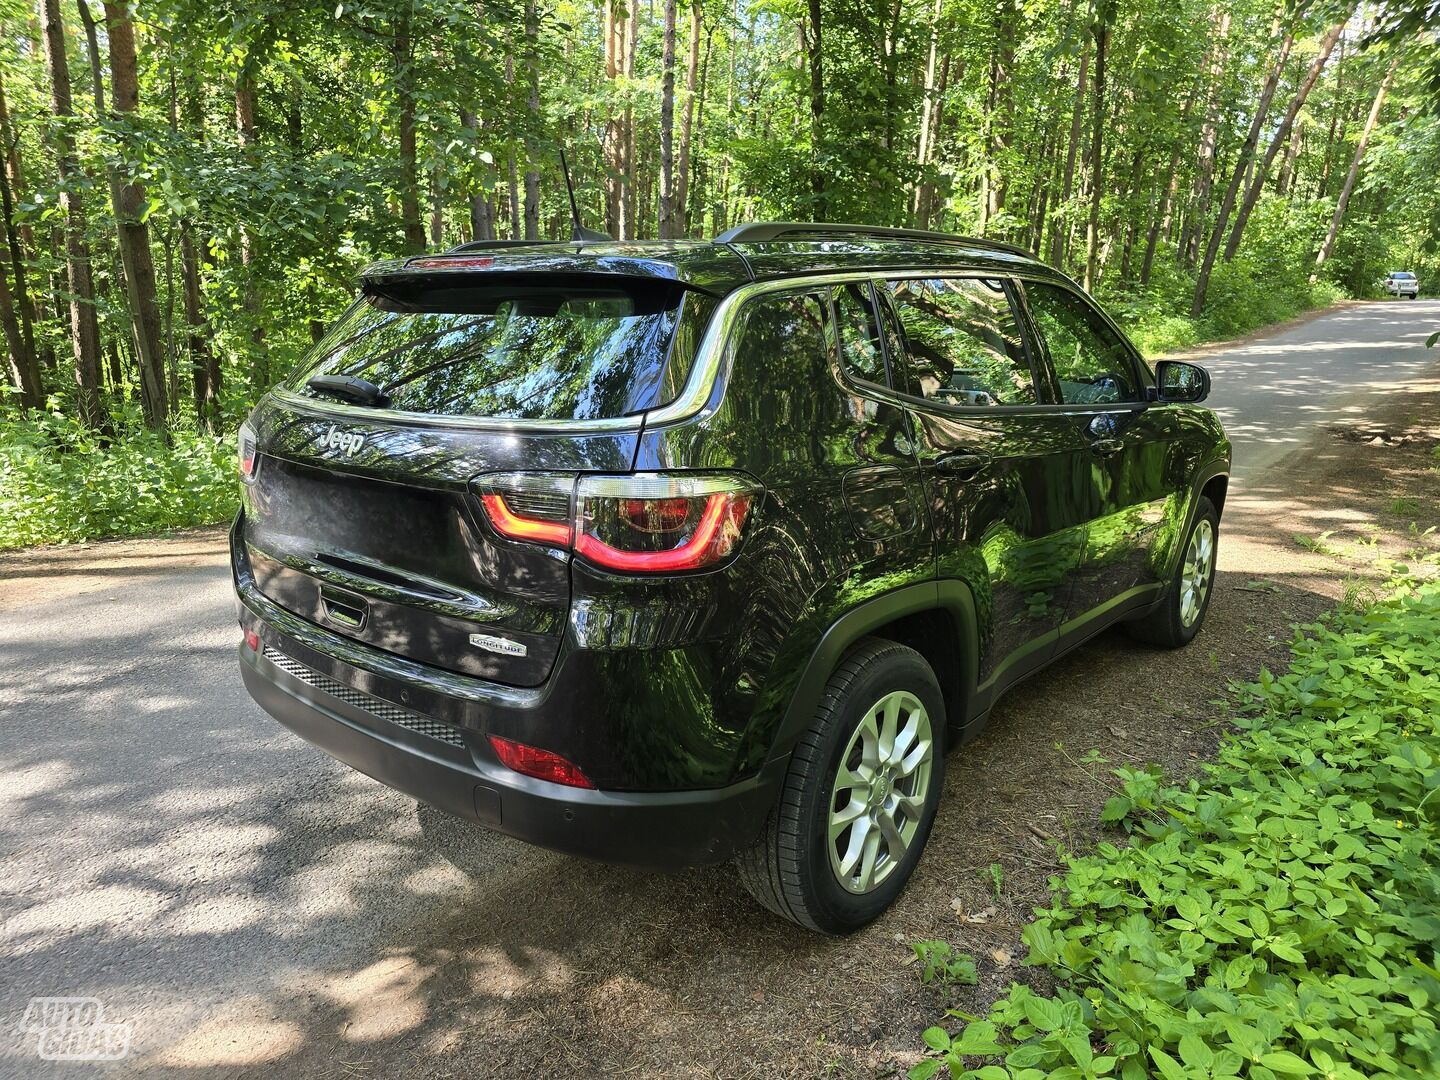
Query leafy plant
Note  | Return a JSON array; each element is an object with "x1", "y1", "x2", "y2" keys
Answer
[
  {"x1": 1293, "y1": 530, "x2": 1340, "y2": 556},
  {"x1": 985, "y1": 863, "x2": 1004, "y2": 902},
  {"x1": 0, "y1": 412, "x2": 238, "y2": 549},
  {"x1": 912, "y1": 580, "x2": 1440, "y2": 1080},
  {"x1": 912, "y1": 940, "x2": 980, "y2": 991}
]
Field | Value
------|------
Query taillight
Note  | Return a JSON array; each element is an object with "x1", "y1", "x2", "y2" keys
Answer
[
  {"x1": 576, "y1": 475, "x2": 754, "y2": 572},
  {"x1": 474, "y1": 472, "x2": 758, "y2": 573},
  {"x1": 488, "y1": 735, "x2": 593, "y2": 788},
  {"x1": 238, "y1": 420, "x2": 258, "y2": 482},
  {"x1": 473, "y1": 473, "x2": 574, "y2": 548}
]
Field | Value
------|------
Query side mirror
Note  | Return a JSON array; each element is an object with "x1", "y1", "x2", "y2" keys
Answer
[{"x1": 1154, "y1": 360, "x2": 1211, "y2": 404}]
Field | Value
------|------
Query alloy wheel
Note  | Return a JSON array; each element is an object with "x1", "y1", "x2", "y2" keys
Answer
[
  {"x1": 1180, "y1": 518, "x2": 1215, "y2": 627},
  {"x1": 827, "y1": 690, "x2": 935, "y2": 894}
]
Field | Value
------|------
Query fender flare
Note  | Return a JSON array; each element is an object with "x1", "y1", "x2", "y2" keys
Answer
[
  {"x1": 765, "y1": 579, "x2": 980, "y2": 765},
  {"x1": 1162, "y1": 457, "x2": 1230, "y2": 581}
]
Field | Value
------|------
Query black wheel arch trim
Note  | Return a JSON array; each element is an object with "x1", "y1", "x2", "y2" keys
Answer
[{"x1": 766, "y1": 580, "x2": 980, "y2": 766}]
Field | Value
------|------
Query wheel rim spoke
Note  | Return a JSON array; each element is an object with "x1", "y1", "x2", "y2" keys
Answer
[
  {"x1": 877, "y1": 808, "x2": 908, "y2": 862},
  {"x1": 828, "y1": 689, "x2": 935, "y2": 894},
  {"x1": 897, "y1": 738, "x2": 932, "y2": 778},
  {"x1": 856, "y1": 826, "x2": 883, "y2": 892}
]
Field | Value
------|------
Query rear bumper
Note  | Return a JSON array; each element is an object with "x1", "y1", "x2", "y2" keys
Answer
[{"x1": 237, "y1": 627, "x2": 784, "y2": 872}]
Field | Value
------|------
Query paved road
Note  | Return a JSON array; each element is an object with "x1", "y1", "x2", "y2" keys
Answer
[
  {"x1": 1, "y1": 299, "x2": 1436, "y2": 1077},
  {"x1": 1200, "y1": 299, "x2": 1440, "y2": 481}
]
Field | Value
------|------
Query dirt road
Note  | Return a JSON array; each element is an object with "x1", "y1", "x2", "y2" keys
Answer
[{"x1": 2, "y1": 300, "x2": 1438, "y2": 1078}]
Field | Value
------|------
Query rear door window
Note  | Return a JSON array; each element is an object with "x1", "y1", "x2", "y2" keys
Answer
[
  {"x1": 288, "y1": 278, "x2": 685, "y2": 421},
  {"x1": 831, "y1": 282, "x2": 890, "y2": 387},
  {"x1": 882, "y1": 277, "x2": 1036, "y2": 406}
]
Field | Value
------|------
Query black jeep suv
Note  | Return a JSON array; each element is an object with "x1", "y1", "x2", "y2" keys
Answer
[{"x1": 233, "y1": 222, "x2": 1229, "y2": 933}]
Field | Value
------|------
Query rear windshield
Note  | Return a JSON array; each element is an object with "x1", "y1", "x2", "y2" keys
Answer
[
  {"x1": 287, "y1": 278, "x2": 685, "y2": 421},
  {"x1": 1392, "y1": 272, "x2": 1416, "y2": 279}
]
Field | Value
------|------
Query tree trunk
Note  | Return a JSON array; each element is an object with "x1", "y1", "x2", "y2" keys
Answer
[
  {"x1": 1276, "y1": 115, "x2": 1304, "y2": 197},
  {"x1": 623, "y1": 7, "x2": 638, "y2": 237},
  {"x1": 658, "y1": 0, "x2": 678, "y2": 237},
  {"x1": 39, "y1": 0, "x2": 107, "y2": 432},
  {"x1": 804, "y1": 0, "x2": 826, "y2": 216},
  {"x1": 1051, "y1": 37, "x2": 1089, "y2": 268},
  {"x1": 1317, "y1": 39, "x2": 1347, "y2": 200},
  {"x1": 911, "y1": 0, "x2": 942, "y2": 223},
  {"x1": 986, "y1": 0, "x2": 1018, "y2": 234},
  {"x1": 459, "y1": 109, "x2": 496, "y2": 241},
  {"x1": 1083, "y1": 3, "x2": 1111, "y2": 291},
  {"x1": 234, "y1": 43, "x2": 268, "y2": 384},
  {"x1": 1313, "y1": 57, "x2": 1399, "y2": 277},
  {"x1": 1141, "y1": 138, "x2": 1185, "y2": 286},
  {"x1": 102, "y1": 0, "x2": 168, "y2": 429},
  {"x1": 523, "y1": 0, "x2": 540, "y2": 241},
  {"x1": 1191, "y1": 26, "x2": 1294, "y2": 315},
  {"x1": 1224, "y1": 19, "x2": 1346, "y2": 261},
  {"x1": 602, "y1": 0, "x2": 624, "y2": 237},
  {"x1": 0, "y1": 70, "x2": 39, "y2": 408},
  {"x1": 674, "y1": 0, "x2": 702, "y2": 234},
  {"x1": 394, "y1": 11, "x2": 425, "y2": 254},
  {"x1": 1182, "y1": 7, "x2": 1231, "y2": 266}
]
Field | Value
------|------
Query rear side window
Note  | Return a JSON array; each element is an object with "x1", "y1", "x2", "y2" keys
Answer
[
  {"x1": 883, "y1": 277, "x2": 1036, "y2": 406},
  {"x1": 735, "y1": 290, "x2": 828, "y2": 377},
  {"x1": 288, "y1": 279, "x2": 684, "y2": 421},
  {"x1": 1023, "y1": 282, "x2": 1141, "y2": 405}
]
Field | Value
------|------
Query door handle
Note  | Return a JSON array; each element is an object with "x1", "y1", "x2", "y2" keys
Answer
[
  {"x1": 933, "y1": 453, "x2": 990, "y2": 479},
  {"x1": 1088, "y1": 438, "x2": 1124, "y2": 457}
]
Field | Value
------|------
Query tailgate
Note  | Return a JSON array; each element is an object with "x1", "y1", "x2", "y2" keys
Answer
[{"x1": 241, "y1": 400, "x2": 638, "y2": 687}]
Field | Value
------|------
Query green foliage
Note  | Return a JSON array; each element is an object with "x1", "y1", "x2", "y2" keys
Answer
[
  {"x1": 913, "y1": 577, "x2": 1440, "y2": 1080},
  {"x1": 913, "y1": 940, "x2": 980, "y2": 991},
  {"x1": 1102, "y1": 248, "x2": 1346, "y2": 359},
  {"x1": 985, "y1": 863, "x2": 1004, "y2": 902},
  {"x1": 0, "y1": 413, "x2": 238, "y2": 549}
]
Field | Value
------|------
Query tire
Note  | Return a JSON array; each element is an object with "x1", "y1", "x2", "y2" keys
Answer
[
  {"x1": 735, "y1": 638, "x2": 946, "y2": 934},
  {"x1": 1126, "y1": 495, "x2": 1219, "y2": 648}
]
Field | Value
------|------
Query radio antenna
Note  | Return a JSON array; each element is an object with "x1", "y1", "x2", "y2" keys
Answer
[{"x1": 560, "y1": 148, "x2": 611, "y2": 243}]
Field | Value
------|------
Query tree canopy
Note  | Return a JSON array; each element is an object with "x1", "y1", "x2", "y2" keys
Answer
[{"x1": 0, "y1": 0, "x2": 1437, "y2": 439}]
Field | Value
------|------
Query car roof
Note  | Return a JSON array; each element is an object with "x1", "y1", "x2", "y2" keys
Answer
[{"x1": 359, "y1": 223, "x2": 1060, "y2": 297}]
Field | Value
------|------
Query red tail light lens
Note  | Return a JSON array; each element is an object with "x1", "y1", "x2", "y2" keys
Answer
[
  {"x1": 480, "y1": 493, "x2": 571, "y2": 547},
  {"x1": 474, "y1": 472, "x2": 758, "y2": 574},
  {"x1": 474, "y1": 473, "x2": 574, "y2": 549},
  {"x1": 619, "y1": 497, "x2": 693, "y2": 534},
  {"x1": 238, "y1": 421, "x2": 258, "y2": 482},
  {"x1": 488, "y1": 735, "x2": 593, "y2": 788}
]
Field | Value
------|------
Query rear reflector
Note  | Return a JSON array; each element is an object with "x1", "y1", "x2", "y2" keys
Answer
[
  {"x1": 474, "y1": 472, "x2": 758, "y2": 574},
  {"x1": 488, "y1": 735, "x2": 593, "y2": 788},
  {"x1": 243, "y1": 629, "x2": 260, "y2": 651}
]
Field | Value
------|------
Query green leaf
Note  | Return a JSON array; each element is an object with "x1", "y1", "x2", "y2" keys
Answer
[
  {"x1": 1149, "y1": 1047, "x2": 1189, "y2": 1080},
  {"x1": 1022, "y1": 996, "x2": 1065, "y2": 1033},
  {"x1": 922, "y1": 1027, "x2": 951, "y2": 1052},
  {"x1": 908, "y1": 1060, "x2": 943, "y2": 1080},
  {"x1": 1258, "y1": 1052, "x2": 1315, "y2": 1075}
]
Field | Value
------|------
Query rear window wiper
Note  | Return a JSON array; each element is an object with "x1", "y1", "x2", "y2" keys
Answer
[{"x1": 306, "y1": 374, "x2": 389, "y2": 407}]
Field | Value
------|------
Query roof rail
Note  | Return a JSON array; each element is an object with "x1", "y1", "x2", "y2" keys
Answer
[{"x1": 712, "y1": 221, "x2": 1034, "y2": 259}]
